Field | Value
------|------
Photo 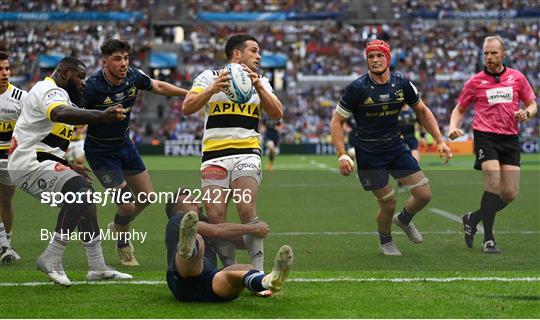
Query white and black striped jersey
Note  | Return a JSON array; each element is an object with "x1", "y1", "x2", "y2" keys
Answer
[
  {"x1": 0, "y1": 83, "x2": 27, "y2": 153},
  {"x1": 190, "y1": 69, "x2": 274, "y2": 162}
]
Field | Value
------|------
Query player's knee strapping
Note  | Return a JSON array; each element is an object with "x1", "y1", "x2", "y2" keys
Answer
[
  {"x1": 406, "y1": 177, "x2": 429, "y2": 190},
  {"x1": 376, "y1": 189, "x2": 395, "y2": 202}
]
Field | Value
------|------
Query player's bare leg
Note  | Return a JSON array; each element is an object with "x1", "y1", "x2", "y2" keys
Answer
[
  {"x1": 108, "y1": 181, "x2": 138, "y2": 266},
  {"x1": 393, "y1": 171, "x2": 429, "y2": 243},
  {"x1": 266, "y1": 141, "x2": 276, "y2": 171},
  {"x1": 232, "y1": 176, "x2": 264, "y2": 271},
  {"x1": 203, "y1": 185, "x2": 236, "y2": 266},
  {"x1": 108, "y1": 170, "x2": 154, "y2": 266},
  {"x1": 212, "y1": 245, "x2": 293, "y2": 298},
  {"x1": 125, "y1": 170, "x2": 154, "y2": 216},
  {"x1": 372, "y1": 184, "x2": 400, "y2": 255},
  {"x1": 175, "y1": 213, "x2": 204, "y2": 277}
]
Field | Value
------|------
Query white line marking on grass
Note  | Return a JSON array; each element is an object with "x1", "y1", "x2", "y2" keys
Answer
[
  {"x1": 430, "y1": 208, "x2": 485, "y2": 233},
  {"x1": 2, "y1": 277, "x2": 539, "y2": 287},
  {"x1": 308, "y1": 159, "x2": 339, "y2": 173},
  {"x1": 273, "y1": 230, "x2": 538, "y2": 236},
  {"x1": 289, "y1": 277, "x2": 540, "y2": 283}
]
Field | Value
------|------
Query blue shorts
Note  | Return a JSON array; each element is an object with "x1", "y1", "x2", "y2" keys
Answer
[
  {"x1": 265, "y1": 131, "x2": 279, "y2": 146},
  {"x1": 355, "y1": 145, "x2": 421, "y2": 191},
  {"x1": 166, "y1": 260, "x2": 233, "y2": 303},
  {"x1": 403, "y1": 136, "x2": 419, "y2": 151},
  {"x1": 165, "y1": 216, "x2": 234, "y2": 303},
  {"x1": 84, "y1": 137, "x2": 146, "y2": 188}
]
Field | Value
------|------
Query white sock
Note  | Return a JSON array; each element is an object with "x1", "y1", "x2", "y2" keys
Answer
[
  {"x1": 83, "y1": 235, "x2": 108, "y2": 271},
  {"x1": 6, "y1": 231, "x2": 11, "y2": 246},
  {"x1": 0, "y1": 222, "x2": 9, "y2": 248},
  {"x1": 213, "y1": 238, "x2": 237, "y2": 266},
  {"x1": 45, "y1": 232, "x2": 69, "y2": 259},
  {"x1": 243, "y1": 217, "x2": 264, "y2": 271}
]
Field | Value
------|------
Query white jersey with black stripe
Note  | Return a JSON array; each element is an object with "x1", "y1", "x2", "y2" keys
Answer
[
  {"x1": 0, "y1": 83, "x2": 27, "y2": 150},
  {"x1": 9, "y1": 77, "x2": 74, "y2": 171},
  {"x1": 190, "y1": 69, "x2": 274, "y2": 160}
]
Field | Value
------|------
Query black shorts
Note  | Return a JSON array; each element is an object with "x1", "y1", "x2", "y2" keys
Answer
[{"x1": 473, "y1": 130, "x2": 520, "y2": 170}]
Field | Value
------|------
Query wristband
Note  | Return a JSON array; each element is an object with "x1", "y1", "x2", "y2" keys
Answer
[{"x1": 526, "y1": 110, "x2": 531, "y2": 119}]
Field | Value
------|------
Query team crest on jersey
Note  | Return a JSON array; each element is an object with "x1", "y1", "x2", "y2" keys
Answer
[
  {"x1": 103, "y1": 97, "x2": 113, "y2": 104},
  {"x1": 128, "y1": 86, "x2": 137, "y2": 97},
  {"x1": 363, "y1": 97, "x2": 374, "y2": 104},
  {"x1": 395, "y1": 90, "x2": 404, "y2": 101}
]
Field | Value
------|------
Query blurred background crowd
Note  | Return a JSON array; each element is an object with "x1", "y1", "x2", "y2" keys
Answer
[{"x1": 1, "y1": 0, "x2": 538, "y2": 146}]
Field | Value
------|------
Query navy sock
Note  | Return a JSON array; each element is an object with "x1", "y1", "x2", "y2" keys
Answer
[
  {"x1": 114, "y1": 212, "x2": 132, "y2": 248},
  {"x1": 397, "y1": 207, "x2": 414, "y2": 225},
  {"x1": 242, "y1": 269, "x2": 266, "y2": 292},
  {"x1": 379, "y1": 231, "x2": 392, "y2": 245}
]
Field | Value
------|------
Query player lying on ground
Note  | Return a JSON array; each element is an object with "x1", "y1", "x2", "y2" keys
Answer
[{"x1": 166, "y1": 209, "x2": 293, "y2": 302}]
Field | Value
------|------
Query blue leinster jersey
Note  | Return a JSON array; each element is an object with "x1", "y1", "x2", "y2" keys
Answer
[
  {"x1": 337, "y1": 73, "x2": 420, "y2": 152},
  {"x1": 398, "y1": 106, "x2": 417, "y2": 138},
  {"x1": 82, "y1": 67, "x2": 152, "y2": 141}
]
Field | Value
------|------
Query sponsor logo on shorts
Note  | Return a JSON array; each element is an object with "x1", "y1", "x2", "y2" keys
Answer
[
  {"x1": 202, "y1": 165, "x2": 227, "y2": 180},
  {"x1": 38, "y1": 179, "x2": 47, "y2": 190},
  {"x1": 101, "y1": 175, "x2": 112, "y2": 184},
  {"x1": 237, "y1": 163, "x2": 259, "y2": 171},
  {"x1": 362, "y1": 178, "x2": 371, "y2": 187},
  {"x1": 477, "y1": 148, "x2": 485, "y2": 160}
]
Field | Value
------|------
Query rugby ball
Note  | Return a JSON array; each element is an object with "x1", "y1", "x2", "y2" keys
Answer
[{"x1": 225, "y1": 63, "x2": 253, "y2": 104}]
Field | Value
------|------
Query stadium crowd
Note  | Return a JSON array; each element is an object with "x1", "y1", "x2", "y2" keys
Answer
[{"x1": 0, "y1": 0, "x2": 538, "y2": 145}]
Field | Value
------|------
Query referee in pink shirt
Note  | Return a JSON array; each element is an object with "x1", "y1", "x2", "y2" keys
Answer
[{"x1": 449, "y1": 35, "x2": 537, "y2": 254}]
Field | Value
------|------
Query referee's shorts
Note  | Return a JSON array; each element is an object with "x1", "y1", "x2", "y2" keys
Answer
[{"x1": 473, "y1": 130, "x2": 521, "y2": 170}]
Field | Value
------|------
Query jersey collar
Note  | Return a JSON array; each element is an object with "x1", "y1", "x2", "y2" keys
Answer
[
  {"x1": 101, "y1": 69, "x2": 124, "y2": 86},
  {"x1": 367, "y1": 72, "x2": 391, "y2": 86}
]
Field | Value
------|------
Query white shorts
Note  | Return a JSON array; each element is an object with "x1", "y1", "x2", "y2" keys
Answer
[
  {"x1": 65, "y1": 139, "x2": 85, "y2": 162},
  {"x1": 9, "y1": 159, "x2": 79, "y2": 200},
  {"x1": 201, "y1": 155, "x2": 262, "y2": 189}
]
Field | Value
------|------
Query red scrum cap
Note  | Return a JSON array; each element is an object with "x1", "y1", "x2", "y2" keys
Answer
[{"x1": 365, "y1": 40, "x2": 391, "y2": 63}]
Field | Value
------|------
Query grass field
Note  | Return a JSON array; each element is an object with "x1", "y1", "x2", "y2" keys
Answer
[{"x1": 1, "y1": 154, "x2": 539, "y2": 318}]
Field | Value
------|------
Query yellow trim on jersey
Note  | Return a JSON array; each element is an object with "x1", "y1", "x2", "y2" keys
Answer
[
  {"x1": 190, "y1": 86, "x2": 205, "y2": 94},
  {"x1": 0, "y1": 146, "x2": 10, "y2": 150},
  {"x1": 50, "y1": 123, "x2": 74, "y2": 140},
  {"x1": 44, "y1": 77, "x2": 56, "y2": 84},
  {"x1": 46, "y1": 102, "x2": 67, "y2": 120},
  {"x1": 7, "y1": 83, "x2": 12, "y2": 91},
  {"x1": 0, "y1": 121, "x2": 16, "y2": 132},
  {"x1": 208, "y1": 102, "x2": 260, "y2": 119},
  {"x1": 202, "y1": 137, "x2": 260, "y2": 152}
]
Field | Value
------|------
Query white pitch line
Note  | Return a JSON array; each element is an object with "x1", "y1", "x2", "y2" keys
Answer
[
  {"x1": 272, "y1": 230, "x2": 538, "y2": 236},
  {"x1": 290, "y1": 277, "x2": 540, "y2": 283},
  {"x1": 308, "y1": 159, "x2": 339, "y2": 173},
  {"x1": 430, "y1": 208, "x2": 485, "y2": 233},
  {"x1": 2, "y1": 277, "x2": 539, "y2": 287}
]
